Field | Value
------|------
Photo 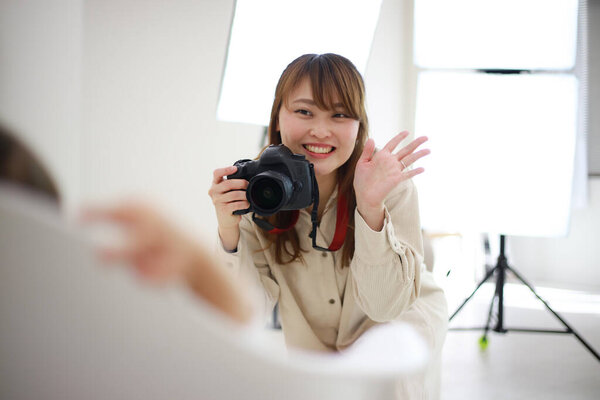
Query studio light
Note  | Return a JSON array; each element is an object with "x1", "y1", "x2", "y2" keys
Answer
[
  {"x1": 414, "y1": 0, "x2": 579, "y2": 71},
  {"x1": 413, "y1": 0, "x2": 598, "y2": 361},
  {"x1": 217, "y1": 0, "x2": 382, "y2": 126},
  {"x1": 415, "y1": 71, "x2": 578, "y2": 237}
]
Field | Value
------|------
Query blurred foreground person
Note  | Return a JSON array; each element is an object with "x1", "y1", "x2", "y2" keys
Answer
[
  {"x1": 0, "y1": 123, "x2": 429, "y2": 400},
  {"x1": 0, "y1": 124, "x2": 60, "y2": 204},
  {"x1": 0, "y1": 123, "x2": 253, "y2": 324}
]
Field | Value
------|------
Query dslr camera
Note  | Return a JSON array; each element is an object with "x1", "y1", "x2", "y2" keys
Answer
[{"x1": 227, "y1": 144, "x2": 317, "y2": 216}]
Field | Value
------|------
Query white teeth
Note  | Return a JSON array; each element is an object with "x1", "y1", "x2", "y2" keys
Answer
[{"x1": 304, "y1": 144, "x2": 334, "y2": 154}]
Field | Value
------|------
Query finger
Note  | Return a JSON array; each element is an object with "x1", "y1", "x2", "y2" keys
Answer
[
  {"x1": 209, "y1": 178, "x2": 248, "y2": 198},
  {"x1": 222, "y1": 178, "x2": 249, "y2": 192},
  {"x1": 383, "y1": 131, "x2": 410, "y2": 153},
  {"x1": 133, "y1": 253, "x2": 169, "y2": 282},
  {"x1": 135, "y1": 261, "x2": 167, "y2": 283},
  {"x1": 400, "y1": 148, "x2": 431, "y2": 168},
  {"x1": 209, "y1": 181, "x2": 246, "y2": 202},
  {"x1": 226, "y1": 200, "x2": 250, "y2": 214},
  {"x1": 358, "y1": 138, "x2": 376, "y2": 162},
  {"x1": 97, "y1": 224, "x2": 159, "y2": 263},
  {"x1": 396, "y1": 136, "x2": 428, "y2": 160},
  {"x1": 402, "y1": 167, "x2": 425, "y2": 180},
  {"x1": 219, "y1": 190, "x2": 248, "y2": 204},
  {"x1": 213, "y1": 166, "x2": 237, "y2": 184},
  {"x1": 80, "y1": 205, "x2": 139, "y2": 227}
]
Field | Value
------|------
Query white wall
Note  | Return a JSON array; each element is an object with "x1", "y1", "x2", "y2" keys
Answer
[
  {"x1": 0, "y1": 0, "x2": 410, "y2": 240},
  {"x1": 365, "y1": 0, "x2": 414, "y2": 145},
  {"x1": 0, "y1": 0, "x2": 82, "y2": 212},
  {"x1": 506, "y1": 2, "x2": 600, "y2": 290},
  {"x1": 81, "y1": 0, "x2": 264, "y2": 239},
  {"x1": 79, "y1": 0, "x2": 412, "y2": 241},
  {"x1": 509, "y1": 178, "x2": 600, "y2": 290},
  {"x1": 589, "y1": 0, "x2": 600, "y2": 175}
]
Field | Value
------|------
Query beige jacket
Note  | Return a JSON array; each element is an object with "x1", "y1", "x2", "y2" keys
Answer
[{"x1": 218, "y1": 179, "x2": 447, "y2": 357}]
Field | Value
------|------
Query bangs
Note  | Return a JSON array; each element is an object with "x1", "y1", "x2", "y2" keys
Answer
[
  {"x1": 284, "y1": 55, "x2": 363, "y2": 120},
  {"x1": 265, "y1": 53, "x2": 369, "y2": 268}
]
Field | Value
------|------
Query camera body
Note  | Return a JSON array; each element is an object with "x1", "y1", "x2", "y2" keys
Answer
[{"x1": 227, "y1": 144, "x2": 316, "y2": 216}]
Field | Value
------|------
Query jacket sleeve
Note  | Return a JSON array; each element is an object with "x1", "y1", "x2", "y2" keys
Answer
[
  {"x1": 216, "y1": 215, "x2": 280, "y2": 323},
  {"x1": 350, "y1": 179, "x2": 424, "y2": 322}
]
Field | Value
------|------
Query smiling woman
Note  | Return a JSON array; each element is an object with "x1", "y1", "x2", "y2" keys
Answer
[
  {"x1": 209, "y1": 53, "x2": 448, "y2": 399},
  {"x1": 277, "y1": 78, "x2": 360, "y2": 187}
]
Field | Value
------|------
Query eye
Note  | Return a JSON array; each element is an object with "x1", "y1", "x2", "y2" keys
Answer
[
  {"x1": 333, "y1": 113, "x2": 349, "y2": 118},
  {"x1": 295, "y1": 109, "x2": 312, "y2": 116}
]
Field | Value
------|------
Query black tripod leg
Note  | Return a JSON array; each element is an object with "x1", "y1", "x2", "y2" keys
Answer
[
  {"x1": 507, "y1": 265, "x2": 600, "y2": 362},
  {"x1": 484, "y1": 294, "x2": 497, "y2": 334},
  {"x1": 449, "y1": 266, "x2": 497, "y2": 321},
  {"x1": 479, "y1": 293, "x2": 498, "y2": 349}
]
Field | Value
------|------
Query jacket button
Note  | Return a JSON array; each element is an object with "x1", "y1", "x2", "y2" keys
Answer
[
  {"x1": 321, "y1": 252, "x2": 327, "y2": 258},
  {"x1": 329, "y1": 299, "x2": 335, "y2": 304}
]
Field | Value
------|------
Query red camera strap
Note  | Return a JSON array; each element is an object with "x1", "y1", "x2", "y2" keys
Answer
[
  {"x1": 267, "y1": 210, "x2": 300, "y2": 234},
  {"x1": 268, "y1": 194, "x2": 348, "y2": 252}
]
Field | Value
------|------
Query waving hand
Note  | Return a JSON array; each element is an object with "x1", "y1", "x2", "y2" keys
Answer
[{"x1": 353, "y1": 131, "x2": 430, "y2": 230}]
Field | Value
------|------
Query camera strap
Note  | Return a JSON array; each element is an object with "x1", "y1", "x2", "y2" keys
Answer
[
  {"x1": 309, "y1": 192, "x2": 348, "y2": 252},
  {"x1": 251, "y1": 210, "x2": 299, "y2": 234},
  {"x1": 251, "y1": 195, "x2": 349, "y2": 252},
  {"x1": 252, "y1": 164, "x2": 348, "y2": 252}
]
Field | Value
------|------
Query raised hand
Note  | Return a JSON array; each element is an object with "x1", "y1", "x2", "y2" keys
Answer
[
  {"x1": 81, "y1": 202, "x2": 253, "y2": 323},
  {"x1": 82, "y1": 202, "x2": 200, "y2": 284},
  {"x1": 353, "y1": 131, "x2": 430, "y2": 230}
]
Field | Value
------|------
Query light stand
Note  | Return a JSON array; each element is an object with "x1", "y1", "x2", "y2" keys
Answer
[{"x1": 449, "y1": 235, "x2": 600, "y2": 362}]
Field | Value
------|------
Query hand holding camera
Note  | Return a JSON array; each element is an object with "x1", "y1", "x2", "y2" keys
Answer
[
  {"x1": 226, "y1": 145, "x2": 316, "y2": 217},
  {"x1": 208, "y1": 165, "x2": 250, "y2": 251},
  {"x1": 208, "y1": 145, "x2": 318, "y2": 250}
]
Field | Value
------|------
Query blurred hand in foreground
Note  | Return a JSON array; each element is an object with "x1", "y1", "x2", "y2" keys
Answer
[{"x1": 81, "y1": 202, "x2": 253, "y2": 325}]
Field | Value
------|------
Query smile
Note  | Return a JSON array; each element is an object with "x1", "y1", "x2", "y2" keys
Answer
[{"x1": 303, "y1": 144, "x2": 335, "y2": 154}]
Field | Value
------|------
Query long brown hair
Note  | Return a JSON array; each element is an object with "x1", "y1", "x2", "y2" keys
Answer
[{"x1": 261, "y1": 53, "x2": 369, "y2": 267}]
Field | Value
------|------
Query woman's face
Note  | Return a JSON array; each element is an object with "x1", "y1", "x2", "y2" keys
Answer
[{"x1": 277, "y1": 78, "x2": 360, "y2": 181}]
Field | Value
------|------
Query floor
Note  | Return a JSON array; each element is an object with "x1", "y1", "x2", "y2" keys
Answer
[
  {"x1": 264, "y1": 280, "x2": 600, "y2": 399},
  {"x1": 269, "y1": 178, "x2": 600, "y2": 397},
  {"x1": 441, "y1": 282, "x2": 600, "y2": 400}
]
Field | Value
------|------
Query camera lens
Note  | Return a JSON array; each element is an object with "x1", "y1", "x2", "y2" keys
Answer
[
  {"x1": 247, "y1": 171, "x2": 293, "y2": 216},
  {"x1": 251, "y1": 178, "x2": 283, "y2": 210}
]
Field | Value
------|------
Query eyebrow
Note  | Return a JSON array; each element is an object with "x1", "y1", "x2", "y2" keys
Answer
[{"x1": 291, "y1": 98, "x2": 345, "y2": 109}]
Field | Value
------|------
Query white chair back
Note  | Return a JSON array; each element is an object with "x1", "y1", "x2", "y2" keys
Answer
[{"x1": 0, "y1": 187, "x2": 428, "y2": 400}]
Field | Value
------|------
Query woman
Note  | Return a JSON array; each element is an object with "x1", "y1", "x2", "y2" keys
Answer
[
  {"x1": 209, "y1": 53, "x2": 448, "y2": 397},
  {"x1": 90, "y1": 53, "x2": 447, "y2": 398}
]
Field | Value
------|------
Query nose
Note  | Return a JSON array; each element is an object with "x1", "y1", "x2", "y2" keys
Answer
[{"x1": 309, "y1": 120, "x2": 332, "y2": 139}]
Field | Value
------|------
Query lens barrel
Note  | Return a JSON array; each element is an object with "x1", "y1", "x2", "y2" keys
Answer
[{"x1": 247, "y1": 171, "x2": 293, "y2": 216}]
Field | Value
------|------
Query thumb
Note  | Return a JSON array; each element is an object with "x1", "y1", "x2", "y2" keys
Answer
[{"x1": 358, "y1": 138, "x2": 375, "y2": 163}]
